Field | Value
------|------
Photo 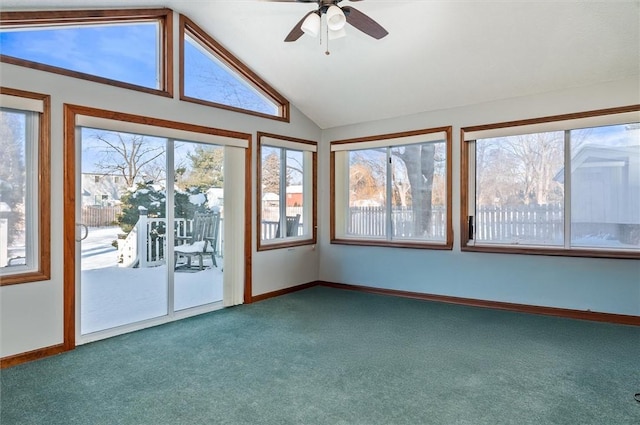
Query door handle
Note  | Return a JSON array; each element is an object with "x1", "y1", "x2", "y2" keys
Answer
[{"x1": 76, "y1": 223, "x2": 89, "y2": 242}]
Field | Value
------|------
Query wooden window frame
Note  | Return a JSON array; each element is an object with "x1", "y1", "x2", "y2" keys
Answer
[
  {"x1": 330, "y1": 127, "x2": 453, "y2": 250},
  {"x1": 179, "y1": 15, "x2": 290, "y2": 122},
  {"x1": 0, "y1": 9, "x2": 174, "y2": 98},
  {"x1": 460, "y1": 105, "x2": 640, "y2": 259},
  {"x1": 257, "y1": 132, "x2": 317, "y2": 251},
  {"x1": 0, "y1": 87, "x2": 51, "y2": 285}
]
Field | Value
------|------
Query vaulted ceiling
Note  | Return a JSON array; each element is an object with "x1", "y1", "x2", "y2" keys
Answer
[{"x1": 2, "y1": 0, "x2": 639, "y2": 129}]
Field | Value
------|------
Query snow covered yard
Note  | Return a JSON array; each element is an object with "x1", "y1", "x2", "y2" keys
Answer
[{"x1": 80, "y1": 227, "x2": 223, "y2": 335}]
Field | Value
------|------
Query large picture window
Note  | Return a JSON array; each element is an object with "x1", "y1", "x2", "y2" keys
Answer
[
  {"x1": 0, "y1": 9, "x2": 173, "y2": 96},
  {"x1": 462, "y1": 106, "x2": 640, "y2": 258},
  {"x1": 257, "y1": 133, "x2": 316, "y2": 250},
  {"x1": 331, "y1": 127, "x2": 452, "y2": 249},
  {"x1": 0, "y1": 87, "x2": 50, "y2": 285},
  {"x1": 180, "y1": 16, "x2": 289, "y2": 121}
]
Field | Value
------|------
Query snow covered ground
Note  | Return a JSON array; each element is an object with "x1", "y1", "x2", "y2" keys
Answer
[{"x1": 80, "y1": 227, "x2": 223, "y2": 335}]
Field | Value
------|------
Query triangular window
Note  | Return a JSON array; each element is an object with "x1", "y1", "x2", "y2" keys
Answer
[
  {"x1": 180, "y1": 15, "x2": 289, "y2": 121},
  {"x1": 0, "y1": 9, "x2": 172, "y2": 96}
]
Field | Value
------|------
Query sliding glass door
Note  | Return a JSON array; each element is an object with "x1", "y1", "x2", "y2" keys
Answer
[
  {"x1": 78, "y1": 129, "x2": 224, "y2": 337},
  {"x1": 173, "y1": 141, "x2": 224, "y2": 311}
]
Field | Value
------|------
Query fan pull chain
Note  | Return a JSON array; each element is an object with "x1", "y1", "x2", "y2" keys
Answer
[{"x1": 325, "y1": 18, "x2": 331, "y2": 55}]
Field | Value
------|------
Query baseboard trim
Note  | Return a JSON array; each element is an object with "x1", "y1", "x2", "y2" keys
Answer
[
  {"x1": 319, "y1": 281, "x2": 640, "y2": 326},
  {"x1": 251, "y1": 281, "x2": 320, "y2": 303},
  {"x1": 1, "y1": 344, "x2": 66, "y2": 369}
]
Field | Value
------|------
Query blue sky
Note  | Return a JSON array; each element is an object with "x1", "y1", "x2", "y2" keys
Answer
[
  {"x1": 183, "y1": 35, "x2": 277, "y2": 115},
  {"x1": 0, "y1": 23, "x2": 277, "y2": 114},
  {"x1": 0, "y1": 23, "x2": 159, "y2": 88}
]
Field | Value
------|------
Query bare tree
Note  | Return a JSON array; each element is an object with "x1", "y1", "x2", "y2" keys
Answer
[
  {"x1": 476, "y1": 133, "x2": 563, "y2": 206},
  {"x1": 90, "y1": 132, "x2": 166, "y2": 186},
  {"x1": 261, "y1": 151, "x2": 281, "y2": 195},
  {"x1": 349, "y1": 161, "x2": 385, "y2": 205},
  {"x1": 0, "y1": 110, "x2": 26, "y2": 243},
  {"x1": 503, "y1": 133, "x2": 563, "y2": 205}
]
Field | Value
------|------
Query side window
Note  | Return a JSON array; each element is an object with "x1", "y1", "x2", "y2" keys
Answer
[
  {"x1": 0, "y1": 9, "x2": 173, "y2": 96},
  {"x1": 331, "y1": 127, "x2": 453, "y2": 249},
  {"x1": 257, "y1": 133, "x2": 316, "y2": 250},
  {"x1": 180, "y1": 15, "x2": 289, "y2": 121},
  {"x1": 462, "y1": 106, "x2": 640, "y2": 258},
  {"x1": 0, "y1": 88, "x2": 50, "y2": 285}
]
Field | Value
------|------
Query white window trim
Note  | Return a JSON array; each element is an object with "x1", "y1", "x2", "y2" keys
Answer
[
  {"x1": 0, "y1": 97, "x2": 42, "y2": 277},
  {"x1": 464, "y1": 111, "x2": 639, "y2": 141},
  {"x1": 259, "y1": 146, "x2": 314, "y2": 245},
  {"x1": 76, "y1": 115, "x2": 248, "y2": 148}
]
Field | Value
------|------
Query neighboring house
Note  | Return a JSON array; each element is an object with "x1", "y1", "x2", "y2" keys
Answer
[
  {"x1": 555, "y1": 144, "x2": 640, "y2": 243},
  {"x1": 285, "y1": 185, "x2": 303, "y2": 207},
  {"x1": 81, "y1": 173, "x2": 128, "y2": 207}
]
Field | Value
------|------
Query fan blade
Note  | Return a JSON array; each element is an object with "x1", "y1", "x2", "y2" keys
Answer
[
  {"x1": 284, "y1": 11, "x2": 315, "y2": 42},
  {"x1": 342, "y1": 6, "x2": 388, "y2": 39},
  {"x1": 263, "y1": 0, "x2": 363, "y2": 3}
]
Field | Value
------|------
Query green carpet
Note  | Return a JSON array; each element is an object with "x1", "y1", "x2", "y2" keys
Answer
[{"x1": 1, "y1": 286, "x2": 639, "y2": 424}]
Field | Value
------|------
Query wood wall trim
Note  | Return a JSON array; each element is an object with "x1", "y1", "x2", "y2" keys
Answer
[
  {"x1": 62, "y1": 104, "x2": 77, "y2": 351},
  {"x1": 0, "y1": 344, "x2": 66, "y2": 369},
  {"x1": 461, "y1": 104, "x2": 640, "y2": 133},
  {"x1": 319, "y1": 281, "x2": 640, "y2": 326},
  {"x1": 244, "y1": 142, "x2": 253, "y2": 304},
  {"x1": 330, "y1": 126, "x2": 452, "y2": 146},
  {"x1": 251, "y1": 281, "x2": 319, "y2": 303}
]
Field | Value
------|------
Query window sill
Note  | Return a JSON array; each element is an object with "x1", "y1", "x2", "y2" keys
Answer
[
  {"x1": 461, "y1": 244, "x2": 640, "y2": 259},
  {"x1": 1, "y1": 56, "x2": 173, "y2": 99},
  {"x1": 257, "y1": 238, "x2": 316, "y2": 252},
  {"x1": 0, "y1": 269, "x2": 51, "y2": 286},
  {"x1": 331, "y1": 238, "x2": 452, "y2": 250}
]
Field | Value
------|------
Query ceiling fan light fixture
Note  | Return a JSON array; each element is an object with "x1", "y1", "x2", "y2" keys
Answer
[
  {"x1": 326, "y1": 5, "x2": 346, "y2": 31},
  {"x1": 301, "y1": 12, "x2": 321, "y2": 37},
  {"x1": 328, "y1": 27, "x2": 346, "y2": 40}
]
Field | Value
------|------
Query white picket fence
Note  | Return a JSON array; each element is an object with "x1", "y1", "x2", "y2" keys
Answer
[
  {"x1": 475, "y1": 203, "x2": 563, "y2": 243},
  {"x1": 347, "y1": 206, "x2": 447, "y2": 239},
  {"x1": 346, "y1": 204, "x2": 565, "y2": 243}
]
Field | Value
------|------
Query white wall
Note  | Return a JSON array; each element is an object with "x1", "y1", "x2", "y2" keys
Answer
[
  {"x1": 0, "y1": 58, "x2": 321, "y2": 357},
  {"x1": 2, "y1": 61, "x2": 638, "y2": 360},
  {"x1": 318, "y1": 77, "x2": 640, "y2": 316}
]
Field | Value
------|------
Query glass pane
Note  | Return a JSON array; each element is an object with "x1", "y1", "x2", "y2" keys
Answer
[
  {"x1": 570, "y1": 123, "x2": 640, "y2": 249},
  {"x1": 183, "y1": 34, "x2": 279, "y2": 116},
  {"x1": 285, "y1": 150, "x2": 304, "y2": 237},
  {"x1": 475, "y1": 132, "x2": 565, "y2": 246},
  {"x1": 261, "y1": 146, "x2": 281, "y2": 240},
  {"x1": 0, "y1": 109, "x2": 28, "y2": 271},
  {"x1": 173, "y1": 141, "x2": 224, "y2": 311},
  {"x1": 79, "y1": 128, "x2": 168, "y2": 335},
  {"x1": 347, "y1": 149, "x2": 387, "y2": 237},
  {"x1": 391, "y1": 141, "x2": 446, "y2": 241},
  {"x1": 0, "y1": 23, "x2": 160, "y2": 89}
]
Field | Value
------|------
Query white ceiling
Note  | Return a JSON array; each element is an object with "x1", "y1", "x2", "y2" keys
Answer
[{"x1": 2, "y1": 1, "x2": 639, "y2": 129}]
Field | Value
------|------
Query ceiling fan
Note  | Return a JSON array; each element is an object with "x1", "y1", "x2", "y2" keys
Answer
[{"x1": 267, "y1": 0, "x2": 388, "y2": 42}]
